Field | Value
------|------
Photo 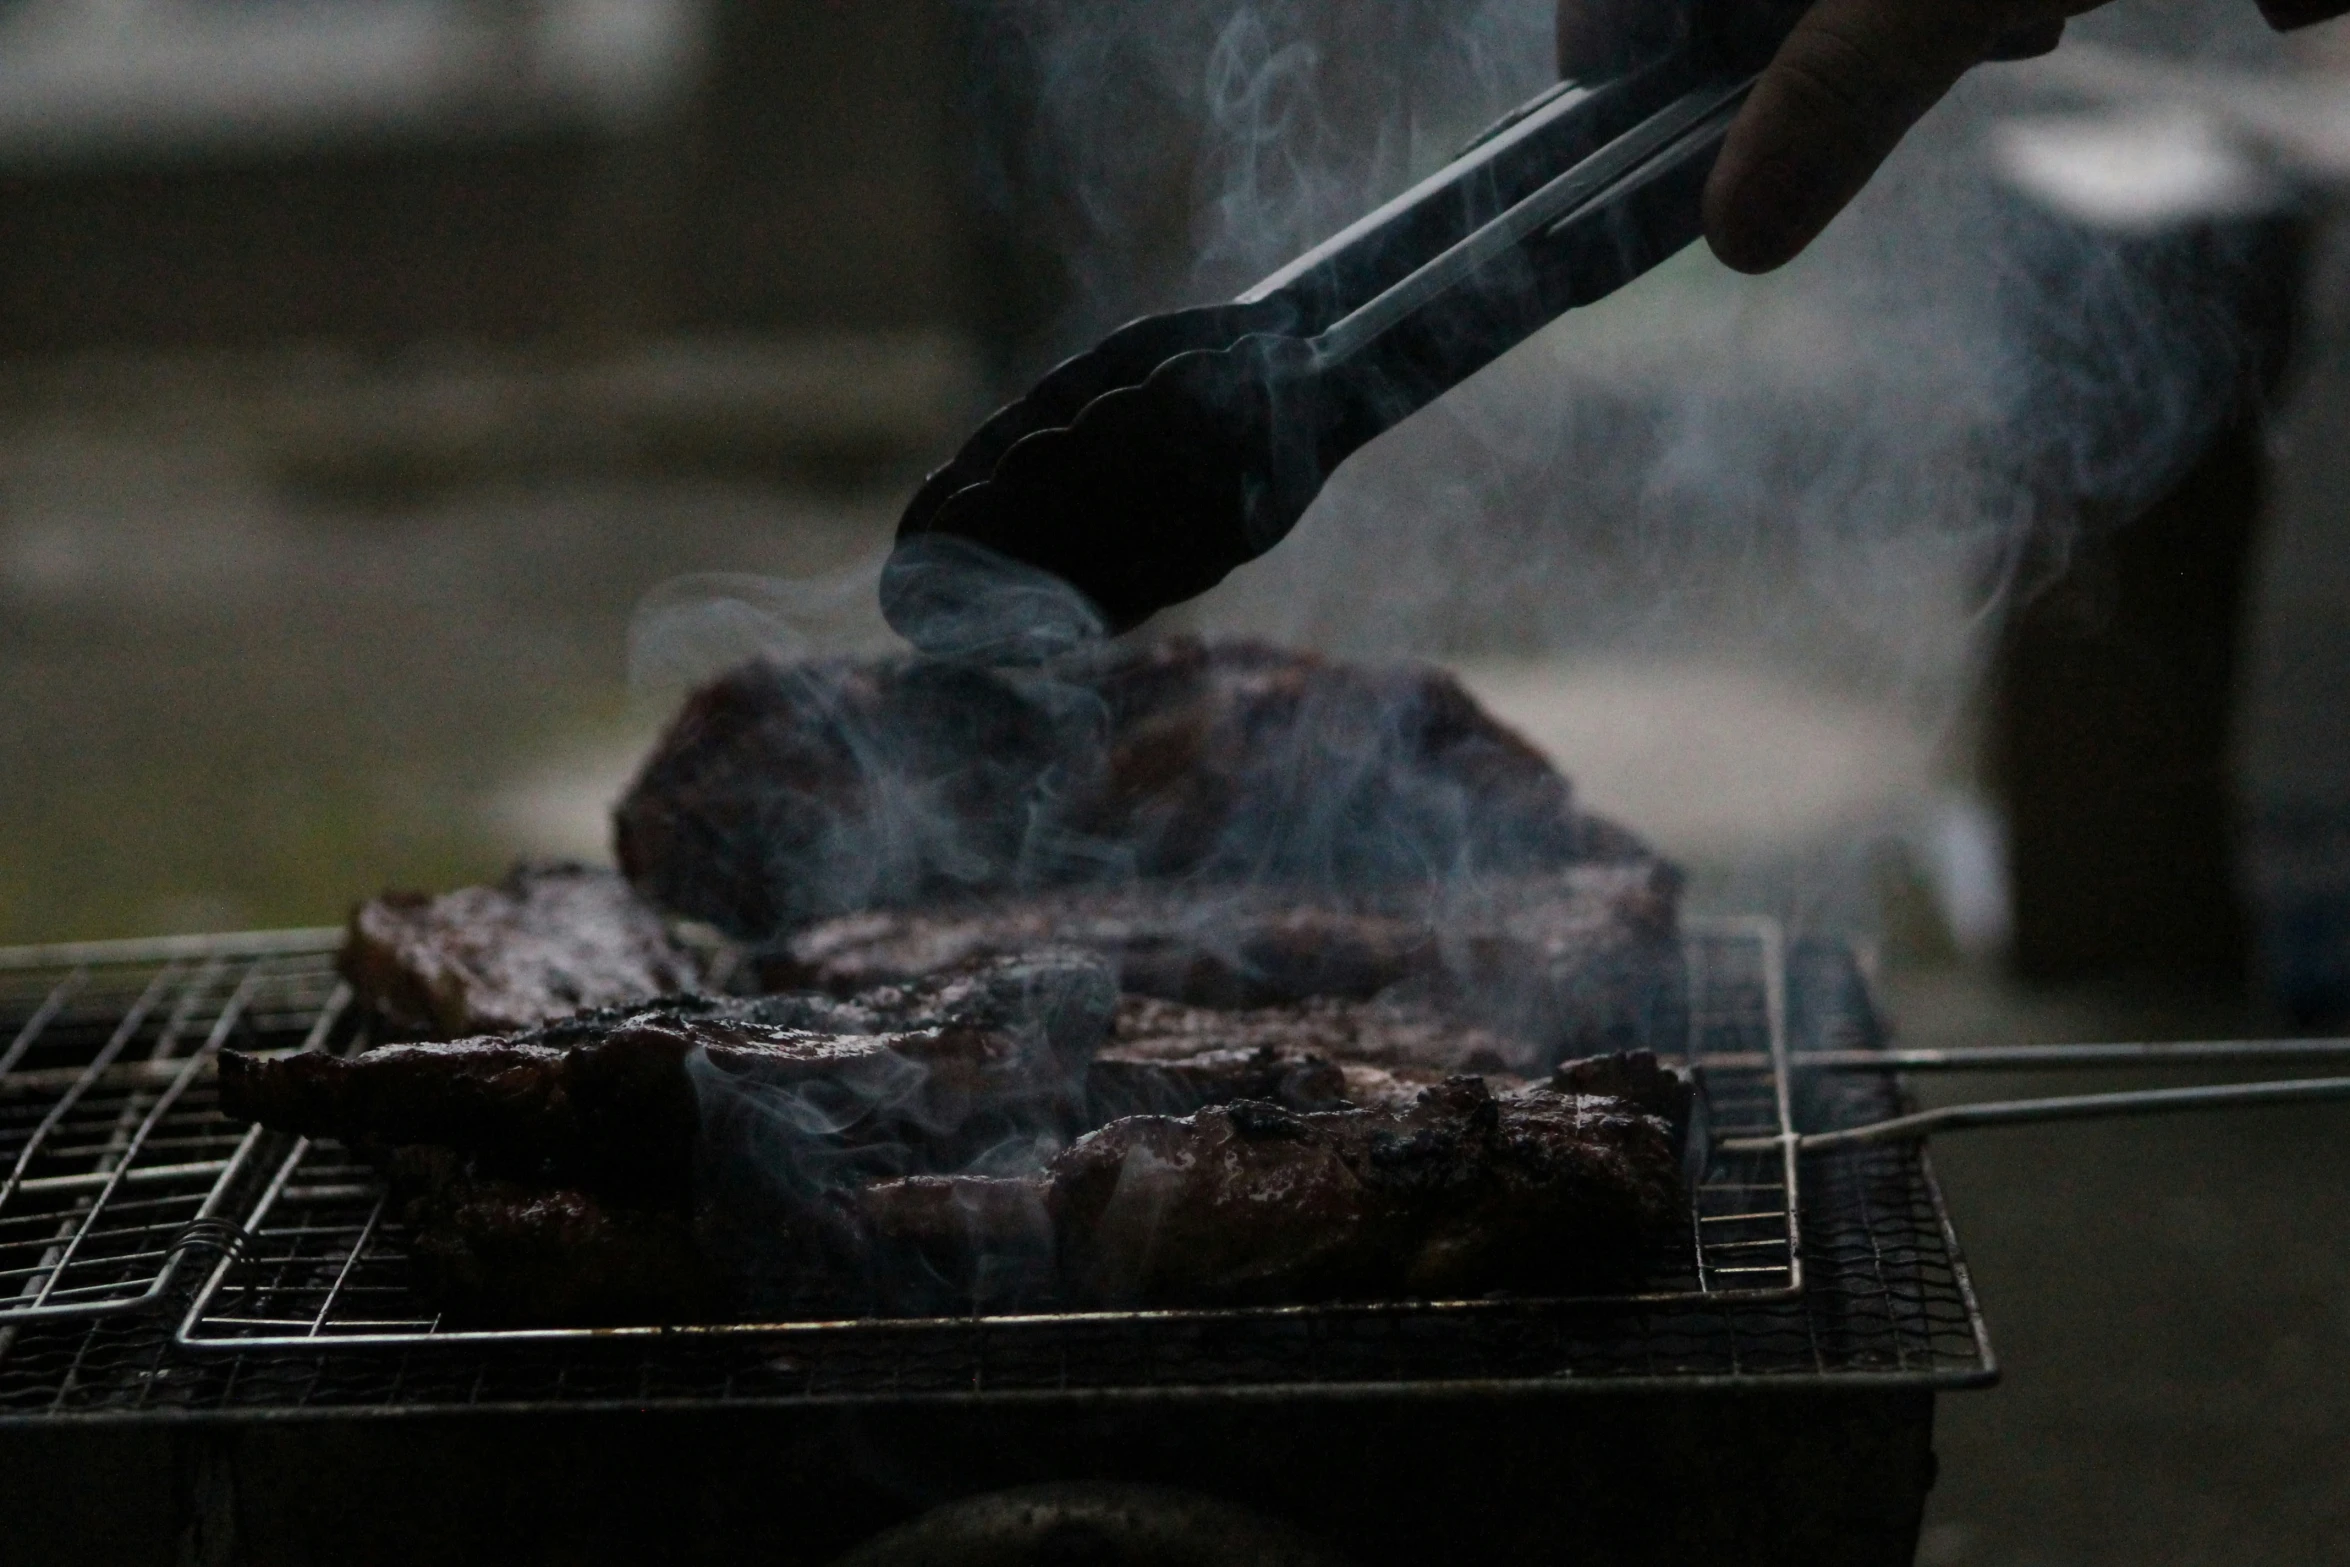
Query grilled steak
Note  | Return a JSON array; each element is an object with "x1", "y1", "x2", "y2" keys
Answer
[
  {"x1": 769, "y1": 864, "x2": 1682, "y2": 1066},
  {"x1": 740, "y1": 947, "x2": 1120, "y2": 1053},
  {"x1": 1085, "y1": 995, "x2": 1535, "y2": 1121},
  {"x1": 221, "y1": 1011, "x2": 1082, "y2": 1205},
  {"x1": 311, "y1": 1047, "x2": 1688, "y2": 1323},
  {"x1": 340, "y1": 862, "x2": 699, "y2": 1037},
  {"x1": 862, "y1": 1068, "x2": 1688, "y2": 1311},
  {"x1": 388, "y1": 1146, "x2": 725, "y2": 1327},
  {"x1": 1106, "y1": 993, "x2": 1539, "y2": 1078},
  {"x1": 614, "y1": 637, "x2": 1650, "y2": 940},
  {"x1": 1050, "y1": 1077, "x2": 1684, "y2": 1307},
  {"x1": 852, "y1": 1172, "x2": 1059, "y2": 1311},
  {"x1": 223, "y1": 952, "x2": 1120, "y2": 1199},
  {"x1": 1554, "y1": 1049, "x2": 1696, "y2": 1143}
]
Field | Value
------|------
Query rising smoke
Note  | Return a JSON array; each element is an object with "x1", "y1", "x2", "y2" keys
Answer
[
  {"x1": 636, "y1": 0, "x2": 2295, "y2": 937},
  {"x1": 619, "y1": 2, "x2": 2309, "y2": 1308}
]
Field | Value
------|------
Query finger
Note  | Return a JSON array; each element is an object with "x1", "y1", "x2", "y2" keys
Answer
[
  {"x1": 1984, "y1": 17, "x2": 2065, "y2": 59},
  {"x1": 1701, "y1": 0, "x2": 2001, "y2": 273}
]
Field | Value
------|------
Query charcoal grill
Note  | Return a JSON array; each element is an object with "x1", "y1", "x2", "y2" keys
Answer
[{"x1": 0, "y1": 924, "x2": 1991, "y2": 1567}]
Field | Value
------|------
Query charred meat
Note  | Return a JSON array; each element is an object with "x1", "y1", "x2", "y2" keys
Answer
[
  {"x1": 223, "y1": 952, "x2": 1121, "y2": 1202},
  {"x1": 769, "y1": 863, "x2": 1682, "y2": 1066},
  {"x1": 1051, "y1": 1078, "x2": 1684, "y2": 1307},
  {"x1": 1085, "y1": 994, "x2": 1535, "y2": 1121},
  {"x1": 867, "y1": 1073, "x2": 1687, "y2": 1310},
  {"x1": 221, "y1": 1014, "x2": 1081, "y2": 1205},
  {"x1": 738, "y1": 947, "x2": 1120, "y2": 1054},
  {"x1": 387, "y1": 1146, "x2": 725, "y2": 1327},
  {"x1": 614, "y1": 637, "x2": 1651, "y2": 940},
  {"x1": 340, "y1": 862, "x2": 699, "y2": 1038}
]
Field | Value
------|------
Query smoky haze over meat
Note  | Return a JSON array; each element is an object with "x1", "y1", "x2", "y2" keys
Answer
[
  {"x1": 614, "y1": 637, "x2": 1649, "y2": 941},
  {"x1": 770, "y1": 863, "x2": 1683, "y2": 1068},
  {"x1": 340, "y1": 863, "x2": 700, "y2": 1038},
  {"x1": 238, "y1": 628, "x2": 1702, "y2": 1326},
  {"x1": 220, "y1": 953, "x2": 1122, "y2": 1204},
  {"x1": 869, "y1": 1076, "x2": 1686, "y2": 1310},
  {"x1": 1087, "y1": 994, "x2": 1537, "y2": 1121},
  {"x1": 386, "y1": 1145, "x2": 724, "y2": 1328},
  {"x1": 218, "y1": 939, "x2": 1694, "y2": 1323}
]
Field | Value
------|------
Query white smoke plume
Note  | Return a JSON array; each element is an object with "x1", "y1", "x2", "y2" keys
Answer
[{"x1": 638, "y1": 0, "x2": 2298, "y2": 938}]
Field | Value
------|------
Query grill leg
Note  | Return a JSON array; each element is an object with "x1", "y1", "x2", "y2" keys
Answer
[{"x1": 175, "y1": 1432, "x2": 241, "y2": 1567}]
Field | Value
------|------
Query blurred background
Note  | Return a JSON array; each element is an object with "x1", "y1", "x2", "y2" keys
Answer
[{"x1": 4, "y1": 0, "x2": 2350, "y2": 1560}]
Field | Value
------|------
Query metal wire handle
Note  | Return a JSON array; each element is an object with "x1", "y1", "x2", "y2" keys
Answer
[
  {"x1": 168, "y1": 1217, "x2": 250, "y2": 1262},
  {"x1": 1718, "y1": 1071, "x2": 2350, "y2": 1154},
  {"x1": 1701, "y1": 1038, "x2": 2350, "y2": 1072}
]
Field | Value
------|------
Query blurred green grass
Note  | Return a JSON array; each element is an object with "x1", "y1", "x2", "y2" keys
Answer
[{"x1": 0, "y1": 339, "x2": 938, "y2": 946}]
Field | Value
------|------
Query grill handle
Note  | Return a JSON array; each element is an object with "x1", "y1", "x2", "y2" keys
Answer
[
  {"x1": 1718, "y1": 1073, "x2": 2350, "y2": 1154},
  {"x1": 1703, "y1": 1038, "x2": 2350, "y2": 1072}
]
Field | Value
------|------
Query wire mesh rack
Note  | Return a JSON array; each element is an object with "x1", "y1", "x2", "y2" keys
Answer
[
  {"x1": 0, "y1": 1125, "x2": 1989, "y2": 1417},
  {"x1": 0, "y1": 931, "x2": 353, "y2": 1328},
  {"x1": 0, "y1": 920, "x2": 1992, "y2": 1418},
  {"x1": 170, "y1": 917, "x2": 1801, "y2": 1353}
]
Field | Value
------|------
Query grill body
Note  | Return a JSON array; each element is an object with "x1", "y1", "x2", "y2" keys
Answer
[
  {"x1": 11, "y1": 1388, "x2": 1937, "y2": 1566},
  {"x1": 0, "y1": 932, "x2": 1986, "y2": 1566}
]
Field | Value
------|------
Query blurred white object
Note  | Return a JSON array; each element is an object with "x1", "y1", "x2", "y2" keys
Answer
[
  {"x1": 1988, "y1": 108, "x2": 2287, "y2": 230},
  {"x1": 1916, "y1": 791, "x2": 2013, "y2": 961},
  {"x1": 1990, "y1": 35, "x2": 2350, "y2": 227},
  {"x1": 1453, "y1": 659, "x2": 1934, "y2": 866},
  {"x1": 2014, "y1": 39, "x2": 2350, "y2": 182},
  {"x1": 0, "y1": 0, "x2": 708, "y2": 165}
]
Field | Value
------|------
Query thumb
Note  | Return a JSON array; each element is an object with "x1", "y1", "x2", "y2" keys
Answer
[{"x1": 1703, "y1": 0, "x2": 2006, "y2": 273}]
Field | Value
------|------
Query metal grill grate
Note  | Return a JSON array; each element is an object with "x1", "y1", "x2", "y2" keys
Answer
[
  {"x1": 0, "y1": 932, "x2": 353, "y2": 1327},
  {"x1": 0, "y1": 920, "x2": 1992, "y2": 1418},
  {"x1": 0, "y1": 1134, "x2": 1987, "y2": 1417},
  {"x1": 171, "y1": 918, "x2": 1801, "y2": 1352}
]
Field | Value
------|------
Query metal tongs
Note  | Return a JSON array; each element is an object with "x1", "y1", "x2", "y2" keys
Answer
[{"x1": 882, "y1": 0, "x2": 1810, "y2": 649}]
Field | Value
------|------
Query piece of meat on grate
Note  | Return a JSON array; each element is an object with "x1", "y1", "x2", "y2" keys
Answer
[
  {"x1": 386, "y1": 1146, "x2": 726, "y2": 1327},
  {"x1": 1050, "y1": 1077, "x2": 1685, "y2": 1307},
  {"x1": 351, "y1": 1051, "x2": 1687, "y2": 1323},
  {"x1": 769, "y1": 863, "x2": 1683, "y2": 1067},
  {"x1": 1085, "y1": 994, "x2": 1536, "y2": 1121},
  {"x1": 861, "y1": 1069, "x2": 1687, "y2": 1311},
  {"x1": 220, "y1": 1009, "x2": 1083, "y2": 1206},
  {"x1": 739, "y1": 948, "x2": 1121, "y2": 1055},
  {"x1": 340, "y1": 862, "x2": 700, "y2": 1038},
  {"x1": 613, "y1": 636, "x2": 1652, "y2": 941},
  {"x1": 223, "y1": 952, "x2": 1120, "y2": 1200}
]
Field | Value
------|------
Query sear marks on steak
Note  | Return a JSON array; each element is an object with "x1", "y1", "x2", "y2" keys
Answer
[
  {"x1": 222, "y1": 951, "x2": 1120, "y2": 1204},
  {"x1": 614, "y1": 637, "x2": 1651, "y2": 941},
  {"x1": 1554, "y1": 1049, "x2": 1696, "y2": 1151},
  {"x1": 1084, "y1": 995, "x2": 1536, "y2": 1122},
  {"x1": 387, "y1": 1145, "x2": 725, "y2": 1327},
  {"x1": 768, "y1": 862, "x2": 1683, "y2": 1067},
  {"x1": 1108, "y1": 994, "x2": 1540, "y2": 1078},
  {"x1": 1086, "y1": 1044, "x2": 1351, "y2": 1124},
  {"x1": 738, "y1": 948, "x2": 1119, "y2": 1062},
  {"x1": 767, "y1": 894, "x2": 1438, "y2": 1009},
  {"x1": 340, "y1": 862, "x2": 699, "y2": 1038},
  {"x1": 1049, "y1": 1078, "x2": 1685, "y2": 1308}
]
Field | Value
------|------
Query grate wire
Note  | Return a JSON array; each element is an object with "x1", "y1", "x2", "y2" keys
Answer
[
  {"x1": 0, "y1": 931, "x2": 350, "y2": 1327},
  {"x1": 173, "y1": 919, "x2": 1803, "y2": 1353},
  {"x1": 0, "y1": 923, "x2": 1993, "y2": 1418}
]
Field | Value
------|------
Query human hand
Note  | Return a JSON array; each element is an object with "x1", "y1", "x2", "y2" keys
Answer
[{"x1": 1558, "y1": 0, "x2": 2343, "y2": 275}]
